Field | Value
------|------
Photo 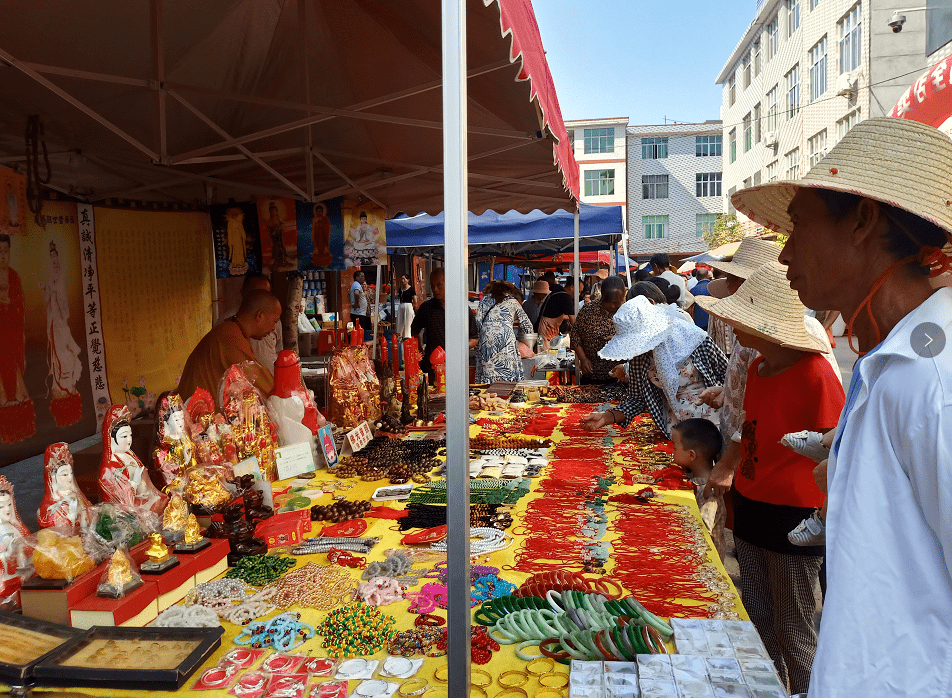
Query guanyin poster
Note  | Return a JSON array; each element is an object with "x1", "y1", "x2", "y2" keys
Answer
[
  {"x1": 296, "y1": 197, "x2": 345, "y2": 271},
  {"x1": 210, "y1": 202, "x2": 262, "y2": 278},
  {"x1": 342, "y1": 202, "x2": 387, "y2": 268}
]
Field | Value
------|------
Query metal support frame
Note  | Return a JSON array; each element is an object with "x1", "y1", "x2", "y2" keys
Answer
[
  {"x1": 573, "y1": 208, "x2": 580, "y2": 383},
  {"x1": 442, "y1": 0, "x2": 471, "y2": 693},
  {"x1": 150, "y1": 0, "x2": 167, "y2": 162}
]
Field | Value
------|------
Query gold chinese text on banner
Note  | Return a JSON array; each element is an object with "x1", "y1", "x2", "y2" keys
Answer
[
  {"x1": 342, "y1": 203, "x2": 387, "y2": 268},
  {"x1": 94, "y1": 208, "x2": 213, "y2": 416}
]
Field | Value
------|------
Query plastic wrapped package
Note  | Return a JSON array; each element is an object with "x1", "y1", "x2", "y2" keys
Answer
[
  {"x1": 96, "y1": 548, "x2": 142, "y2": 599},
  {"x1": 182, "y1": 465, "x2": 233, "y2": 511},
  {"x1": 30, "y1": 528, "x2": 95, "y2": 582},
  {"x1": 38, "y1": 442, "x2": 93, "y2": 534},
  {"x1": 0, "y1": 475, "x2": 32, "y2": 611},
  {"x1": 712, "y1": 686, "x2": 751, "y2": 698},
  {"x1": 328, "y1": 346, "x2": 381, "y2": 429},
  {"x1": 220, "y1": 364, "x2": 278, "y2": 481}
]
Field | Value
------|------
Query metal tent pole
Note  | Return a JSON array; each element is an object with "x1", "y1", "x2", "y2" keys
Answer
[
  {"x1": 442, "y1": 0, "x2": 471, "y2": 694},
  {"x1": 372, "y1": 263, "x2": 382, "y2": 357},
  {"x1": 573, "y1": 207, "x2": 580, "y2": 383}
]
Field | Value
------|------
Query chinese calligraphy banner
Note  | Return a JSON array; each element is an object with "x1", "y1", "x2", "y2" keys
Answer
[
  {"x1": 210, "y1": 201, "x2": 262, "y2": 278},
  {"x1": 0, "y1": 201, "x2": 99, "y2": 466},
  {"x1": 77, "y1": 204, "x2": 111, "y2": 428},
  {"x1": 0, "y1": 167, "x2": 28, "y2": 237},
  {"x1": 256, "y1": 197, "x2": 299, "y2": 272},
  {"x1": 295, "y1": 197, "x2": 346, "y2": 271},
  {"x1": 95, "y1": 208, "x2": 212, "y2": 416},
  {"x1": 342, "y1": 202, "x2": 387, "y2": 267}
]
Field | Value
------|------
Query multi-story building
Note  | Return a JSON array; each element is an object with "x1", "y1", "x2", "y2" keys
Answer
[
  {"x1": 564, "y1": 117, "x2": 629, "y2": 218},
  {"x1": 626, "y1": 121, "x2": 725, "y2": 260},
  {"x1": 716, "y1": 0, "x2": 871, "y2": 227}
]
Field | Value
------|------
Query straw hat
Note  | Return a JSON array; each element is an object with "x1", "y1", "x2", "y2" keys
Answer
[
  {"x1": 732, "y1": 117, "x2": 952, "y2": 237},
  {"x1": 695, "y1": 261, "x2": 826, "y2": 353},
  {"x1": 598, "y1": 296, "x2": 670, "y2": 361},
  {"x1": 709, "y1": 237, "x2": 779, "y2": 280},
  {"x1": 531, "y1": 280, "x2": 550, "y2": 293}
]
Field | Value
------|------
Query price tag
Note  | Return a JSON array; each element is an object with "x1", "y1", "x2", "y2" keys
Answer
[
  {"x1": 340, "y1": 420, "x2": 373, "y2": 457},
  {"x1": 318, "y1": 424, "x2": 339, "y2": 468},
  {"x1": 275, "y1": 442, "x2": 316, "y2": 480}
]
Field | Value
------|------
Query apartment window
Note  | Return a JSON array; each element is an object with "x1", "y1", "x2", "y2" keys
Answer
[
  {"x1": 641, "y1": 137, "x2": 669, "y2": 159},
  {"x1": 729, "y1": 129, "x2": 737, "y2": 163},
  {"x1": 786, "y1": 64, "x2": 800, "y2": 120},
  {"x1": 786, "y1": 148, "x2": 800, "y2": 180},
  {"x1": 584, "y1": 169, "x2": 615, "y2": 196},
  {"x1": 696, "y1": 135, "x2": 723, "y2": 156},
  {"x1": 809, "y1": 0, "x2": 820, "y2": 8},
  {"x1": 743, "y1": 177, "x2": 753, "y2": 190},
  {"x1": 787, "y1": 0, "x2": 800, "y2": 36},
  {"x1": 643, "y1": 215, "x2": 668, "y2": 240},
  {"x1": 839, "y1": 5, "x2": 862, "y2": 75},
  {"x1": 766, "y1": 160, "x2": 779, "y2": 181},
  {"x1": 808, "y1": 129, "x2": 828, "y2": 168},
  {"x1": 837, "y1": 108, "x2": 861, "y2": 139},
  {"x1": 696, "y1": 173, "x2": 723, "y2": 198},
  {"x1": 753, "y1": 39, "x2": 762, "y2": 77},
  {"x1": 642, "y1": 174, "x2": 669, "y2": 199},
  {"x1": 810, "y1": 37, "x2": 828, "y2": 102},
  {"x1": 767, "y1": 86, "x2": 779, "y2": 131},
  {"x1": 753, "y1": 171, "x2": 762, "y2": 185},
  {"x1": 697, "y1": 213, "x2": 718, "y2": 238},
  {"x1": 742, "y1": 54, "x2": 752, "y2": 89},
  {"x1": 728, "y1": 186, "x2": 737, "y2": 214},
  {"x1": 583, "y1": 128, "x2": 614, "y2": 154},
  {"x1": 743, "y1": 113, "x2": 752, "y2": 152},
  {"x1": 927, "y1": 0, "x2": 952, "y2": 54},
  {"x1": 766, "y1": 17, "x2": 779, "y2": 60},
  {"x1": 728, "y1": 74, "x2": 736, "y2": 106},
  {"x1": 567, "y1": 130, "x2": 575, "y2": 152},
  {"x1": 753, "y1": 103, "x2": 762, "y2": 142}
]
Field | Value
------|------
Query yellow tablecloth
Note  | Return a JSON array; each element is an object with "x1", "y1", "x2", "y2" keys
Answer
[{"x1": 21, "y1": 404, "x2": 744, "y2": 697}]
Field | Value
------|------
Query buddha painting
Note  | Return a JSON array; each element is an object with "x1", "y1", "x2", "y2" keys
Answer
[
  {"x1": 38, "y1": 442, "x2": 92, "y2": 534},
  {"x1": 99, "y1": 405, "x2": 168, "y2": 514}
]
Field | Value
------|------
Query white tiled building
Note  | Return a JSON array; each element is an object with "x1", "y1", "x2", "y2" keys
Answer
[
  {"x1": 564, "y1": 117, "x2": 629, "y2": 219},
  {"x1": 716, "y1": 0, "x2": 871, "y2": 225},
  {"x1": 626, "y1": 122, "x2": 725, "y2": 259}
]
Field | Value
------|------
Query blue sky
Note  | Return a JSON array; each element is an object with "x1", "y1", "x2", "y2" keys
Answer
[{"x1": 533, "y1": 0, "x2": 754, "y2": 126}]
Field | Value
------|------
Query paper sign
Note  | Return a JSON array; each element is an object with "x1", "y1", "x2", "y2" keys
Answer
[
  {"x1": 317, "y1": 424, "x2": 339, "y2": 468},
  {"x1": 339, "y1": 421, "x2": 373, "y2": 457},
  {"x1": 275, "y1": 441, "x2": 317, "y2": 480}
]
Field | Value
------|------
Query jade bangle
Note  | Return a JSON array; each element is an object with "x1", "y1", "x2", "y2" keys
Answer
[
  {"x1": 546, "y1": 590, "x2": 564, "y2": 612},
  {"x1": 515, "y1": 639, "x2": 543, "y2": 661}
]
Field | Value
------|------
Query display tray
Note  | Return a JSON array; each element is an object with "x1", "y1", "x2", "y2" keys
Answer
[
  {"x1": 0, "y1": 610, "x2": 85, "y2": 683},
  {"x1": 33, "y1": 625, "x2": 224, "y2": 690}
]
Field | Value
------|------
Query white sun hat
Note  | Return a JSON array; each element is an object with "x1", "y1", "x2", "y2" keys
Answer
[
  {"x1": 695, "y1": 261, "x2": 827, "y2": 353},
  {"x1": 597, "y1": 296, "x2": 670, "y2": 361},
  {"x1": 730, "y1": 117, "x2": 952, "y2": 237}
]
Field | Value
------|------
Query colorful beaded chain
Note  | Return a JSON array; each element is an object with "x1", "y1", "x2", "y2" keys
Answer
[
  {"x1": 316, "y1": 602, "x2": 396, "y2": 658},
  {"x1": 225, "y1": 555, "x2": 297, "y2": 586},
  {"x1": 233, "y1": 611, "x2": 315, "y2": 651}
]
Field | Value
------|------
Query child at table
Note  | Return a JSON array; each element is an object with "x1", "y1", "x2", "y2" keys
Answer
[{"x1": 671, "y1": 418, "x2": 725, "y2": 560}]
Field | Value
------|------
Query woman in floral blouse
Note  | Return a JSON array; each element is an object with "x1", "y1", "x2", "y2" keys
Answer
[{"x1": 474, "y1": 282, "x2": 533, "y2": 383}]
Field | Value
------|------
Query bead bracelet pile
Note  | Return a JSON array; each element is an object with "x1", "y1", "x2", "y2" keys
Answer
[
  {"x1": 225, "y1": 555, "x2": 297, "y2": 586},
  {"x1": 291, "y1": 537, "x2": 380, "y2": 556},
  {"x1": 266, "y1": 562, "x2": 355, "y2": 610},
  {"x1": 233, "y1": 611, "x2": 315, "y2": 651},
  {"x1": 316, "y1": 602, "x2": 396, "y2": 657}
]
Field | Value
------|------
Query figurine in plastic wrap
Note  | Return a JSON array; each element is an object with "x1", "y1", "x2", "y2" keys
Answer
[
  {"x1": 221, "y1": 366, "x2": 278, "y2": 481},
  {"x1": 97, "y1": 548, "x2": 142, "y2": 598},
  {"x1": 38, "y1": 442, "x2": 92, "y2": 534},
  {"x1": 175, "y1": 514, "x2": 210, "y2": 553},
  {"x1": 141, "y1": 532, "x2": 178, "y2": 574},
  {"x1": 161, "y1": 493, "x2": 189, "y2": 542},
  {"x1": 99, "y1": 405, "x2": 168, "y2": 514},
  {"x1": 186, "y1": 387, "x2": 230, "y2": 468},
  {"x1": 153, "y1": 393, "x2": 196, "y2": 492},
  {"x1": 0, "y1": 476, "x2": 30, "y2": 610}
]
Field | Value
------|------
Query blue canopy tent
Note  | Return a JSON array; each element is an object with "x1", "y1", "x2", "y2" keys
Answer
[{"x1": 386, "y1": 203, "x2": 624, "y2": 258}]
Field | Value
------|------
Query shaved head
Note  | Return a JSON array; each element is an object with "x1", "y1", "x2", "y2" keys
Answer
[
  {"x1": 237, "y1": 289, "x2": 282, "y2": 339},
  {"x1": 238, "y1": 289, "x2": 280, "y2": 316}
]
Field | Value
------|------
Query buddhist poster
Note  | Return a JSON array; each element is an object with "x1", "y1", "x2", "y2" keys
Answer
[
  {"x1": 0, "y1": 167, "x2": 28, "y2": 237},
  {"x1": 342, "y1": 202, "x2": 387, "y2": 267},
  {"x1": 0, "y1": 201, "x2": 99, "y2": 466},
  {"x1": 256, "y1": 197, "x2": 299, "y2": 272},
  {"x1": 296, "y1": 197, "x2": 346, "y2": 271},
  {"x1": 96, "y1": 208, "x2": 213, "y2": 414},
  {"x1": 210, "y1": 201, "x2": 262, "y2": 278}
]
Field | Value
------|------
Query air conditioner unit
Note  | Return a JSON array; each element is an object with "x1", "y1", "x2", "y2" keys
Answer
[
  {"x1": 836, "y1": 73, "x2": 856, "y2": 97},
  {"x1": 764, "y1": 132, "x2": 778, "y2": 148}
]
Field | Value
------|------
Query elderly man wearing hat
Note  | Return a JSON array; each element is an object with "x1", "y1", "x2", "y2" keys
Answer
[
  {"x1": 696, "y1": 261, "x2": 845, "y2": 694},
  {"x1": 730, "y1": 117, "x2": 952, "y2": 698},
  {"x1": 522, "y1": 279, "x2": 549, "y2": 327}
]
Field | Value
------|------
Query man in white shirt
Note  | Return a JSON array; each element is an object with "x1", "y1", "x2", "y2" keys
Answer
[
  {"x1": 650, "y1": 253, "x2": 687, "y2": 306},
  {"x1": 730, "y1": 117, "x2": 952, "y2": 697},
  {"x1": 350, "y1": 271, "x2": 370, "y2": 341}
]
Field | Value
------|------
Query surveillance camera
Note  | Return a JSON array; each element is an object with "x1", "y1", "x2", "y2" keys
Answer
[{"x1": 889, "y1": 12, "x2": 906, "y2": 32}]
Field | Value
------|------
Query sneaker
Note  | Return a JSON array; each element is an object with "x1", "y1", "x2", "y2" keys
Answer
[
  {"x1": 781, "y1": 430, "x2": 830, "y2": 463},
  {"x1": 788, "y1": 511, "x2": 826, "y2": 546}
]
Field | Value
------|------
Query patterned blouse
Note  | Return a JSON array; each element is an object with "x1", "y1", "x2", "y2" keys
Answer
[
  {"x1": 616, "y1": 337, "x2": 728, "y2": 439},
  {"x1": 570, "y1": 299, "x2": 621, "y2": 380},
  {"x1": 720, "y1": 335, "x2": 759, "y2": 444},
  {"x1": 474, "y1": 297, "x2": 533, "y2": 383}
]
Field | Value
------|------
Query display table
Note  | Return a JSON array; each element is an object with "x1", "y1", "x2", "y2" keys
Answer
[{"x1": 18, "y1": 400, "x2": 744, "y2": 697}]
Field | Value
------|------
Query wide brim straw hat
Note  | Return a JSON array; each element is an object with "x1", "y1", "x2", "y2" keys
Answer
[
  {"x1": 598, "y1": 295, "x2": 670, "y2": 361},
  {"x1": 695, "y1": 261, "x2": 826, "y2": 353},
  {"x1": 731, "y1": 117, "x2": 952, "y2": 238},
  {"x1": 709, "y1": 237, "x2": 779, "y2": 280}
]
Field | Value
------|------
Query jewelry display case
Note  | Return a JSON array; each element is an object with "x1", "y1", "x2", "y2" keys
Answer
[{"x1": 0, "y1": 611, "x2": 84, "y2": 684}]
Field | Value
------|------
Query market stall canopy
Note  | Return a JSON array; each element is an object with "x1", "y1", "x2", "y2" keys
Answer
[
  {"x1": 386, "y1": 204, "x2": 623, "y2": 256},
  {"x1": 0, "y1": 0, "x2": 579, "y2": 214}
]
